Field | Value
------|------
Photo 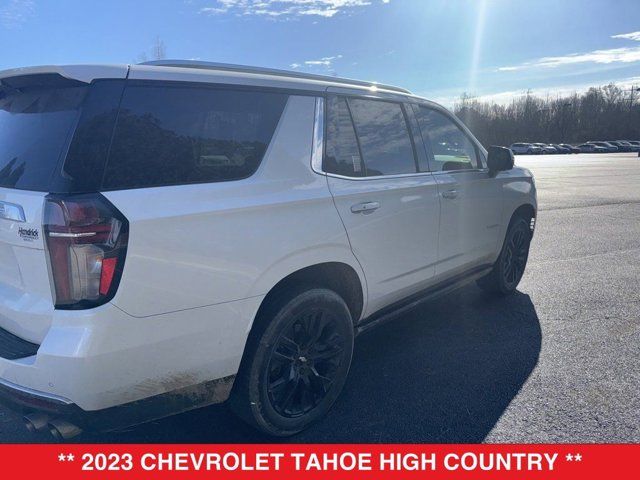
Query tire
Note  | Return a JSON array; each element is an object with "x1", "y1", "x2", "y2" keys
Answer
[
  {"x1": 230, "y1": 287, "x2": 354, "y2": 436},
  {"x1": 477, "y1": 216, "x2": 532, "y2": 295}
]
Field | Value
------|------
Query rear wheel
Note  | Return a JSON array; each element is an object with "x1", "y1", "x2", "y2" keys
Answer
[
  {"x1": 477, "y1": 216, "x2": 532, "y2": 295},
  {"x1": 230, "y1": 287, "x2": 354, "y2": 436}
]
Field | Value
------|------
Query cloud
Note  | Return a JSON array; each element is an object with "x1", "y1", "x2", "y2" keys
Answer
[
  {"x1": 611, "y1": 31, "x2": 640, "y2": 42},
  {"x1": 200, "y1": 0, "x2": 389, "y2": 19},
  {"x1": 290, "y1": 54, "x2": 342, "y2": 69},
  {"x1": 498, "y1": 47, "x2": 640, "y2": 72},
  {"x1": 0, "y1": 0, "x2": 34, "y2": 28},
  {"x1": 498, "y1": 31, "x2": 640, "y2": 72}
]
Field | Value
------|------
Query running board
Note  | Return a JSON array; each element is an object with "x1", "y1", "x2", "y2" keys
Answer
[{"x1": 356, "y1": 264, "x2": 493, "y2": 335}]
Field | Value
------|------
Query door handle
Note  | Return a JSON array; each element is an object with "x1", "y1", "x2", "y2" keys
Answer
[
  {"x1": 350, "y1": 201, "x2": 380, "y2": 214},
  {"x1": 441, "y1": 189, "x2": 458, "y2": 199}
]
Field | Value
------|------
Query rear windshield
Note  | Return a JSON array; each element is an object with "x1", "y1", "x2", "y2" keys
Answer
[{"x1": 0, "y1": 84, "x2": 87, "y2": 191}]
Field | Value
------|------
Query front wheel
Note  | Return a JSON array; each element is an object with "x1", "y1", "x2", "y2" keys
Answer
[
  {"x1": 477, "y1": 217, "x2": 532, "y2": 295},
  {"x1": 230, "y1": 287, "x2": 354, "y2": 436}
]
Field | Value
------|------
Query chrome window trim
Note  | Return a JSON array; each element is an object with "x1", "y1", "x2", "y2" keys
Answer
[
  {"x1": 431, "y1": 168, "x2": 490, "y2": 176},
  {"x1": 311, "y1": 96, "x2": 325, "y2": 175},
  {"x1": 324, "y1": 171, "x2": 437, "y2": 181}
]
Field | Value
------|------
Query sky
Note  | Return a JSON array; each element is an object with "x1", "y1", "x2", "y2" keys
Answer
[{"x1": 1, "y1": 0, "x2": 639, "y2": 106}]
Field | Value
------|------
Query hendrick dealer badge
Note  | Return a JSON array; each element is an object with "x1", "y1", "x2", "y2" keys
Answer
[{"x1": 18, "y1": 227, "x2": 39, "y2": 242}]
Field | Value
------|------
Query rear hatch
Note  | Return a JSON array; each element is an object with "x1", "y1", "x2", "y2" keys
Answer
[{"x1": 0, "y1": 74, "x2": 90, "y2": 343}]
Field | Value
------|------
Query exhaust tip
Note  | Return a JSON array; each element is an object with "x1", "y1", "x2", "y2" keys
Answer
[
  {"x1": 48, "y1": 419, "x2": 83, "y2": 441},
  {"x1": 23, "y1": 413, "x2": 50, "y2": 433}
]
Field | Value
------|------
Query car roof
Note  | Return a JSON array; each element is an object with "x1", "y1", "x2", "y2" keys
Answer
[
  {"x1": 0, "y1": 61, "x2": 419, "y2": 100},
  {"x1": 141, "y1": 60, "x2": 412, "y2": 94}
]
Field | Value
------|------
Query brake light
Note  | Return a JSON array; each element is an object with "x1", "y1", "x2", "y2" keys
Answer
[{"x1": 44, "y1": 194, "x2": 129, "y2": 310}]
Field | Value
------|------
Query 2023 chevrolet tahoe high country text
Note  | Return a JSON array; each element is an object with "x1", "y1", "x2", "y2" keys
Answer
[{"x1": 0, "y1": 61, "x2": 536, "y2": 438}]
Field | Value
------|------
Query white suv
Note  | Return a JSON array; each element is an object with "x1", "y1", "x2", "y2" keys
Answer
[{"x1": 0, "y1": 61, "x2": 536, "y2": 438}]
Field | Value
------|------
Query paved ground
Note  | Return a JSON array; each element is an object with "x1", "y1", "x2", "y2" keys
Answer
[{"x1": 2, "y1": 153, "x2": 639, "y2": 443}]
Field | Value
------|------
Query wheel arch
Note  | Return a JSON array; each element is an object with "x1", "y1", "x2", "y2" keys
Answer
[
  {"x1": 234, "y1": 261, "x2": 365, "y2": 396},
  {"x1": 510, "y1": 203, "x2": 536, "y2": 235},
  {"x1": 253, "y1": 262, "x2": 365, "y2": 329}
]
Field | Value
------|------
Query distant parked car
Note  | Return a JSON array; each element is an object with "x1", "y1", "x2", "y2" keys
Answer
[
  {"x1": 588, "y1": 141, "x2": 618, "y2": 152},
  {"x1": 559, "y1": 143, "x2": 581, "y2": 154},
  {"x1": 550, "y1": 144, "x2": 571, "y2": 154},
  {"x1": 532, "y1": 143, "x2": 557, "y2": 154},
  {"x1": 627, "y1": 140, "x2": 640, "y2": 150},
  {"x1": 578, "y1": 143, "x2": 608, "y2": 153},
  {"x1": 510, "y1": 143, "x2": 541, "y2": 154},
  {"x1": 614, "y1": 140, "x2": 639, "y2": 152},
  {"x1": 604, "y1": 141, "x2": 634, "y2": 152}
]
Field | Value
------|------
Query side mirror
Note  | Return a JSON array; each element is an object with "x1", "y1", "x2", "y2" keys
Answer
[{"x1": 487, "y1": 146, "x2": 514, "y2": 174}]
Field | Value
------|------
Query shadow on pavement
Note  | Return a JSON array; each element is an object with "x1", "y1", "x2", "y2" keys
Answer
[{"x1": 76, "y1": 285, "x2": 541, "y2": 443}]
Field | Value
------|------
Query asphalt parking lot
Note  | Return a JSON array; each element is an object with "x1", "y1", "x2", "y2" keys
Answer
[{"x1": 1, "y1": 153, "x2": 639, "y2": 443}]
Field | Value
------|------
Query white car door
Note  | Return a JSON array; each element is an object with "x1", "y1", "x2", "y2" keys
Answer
[
  {"x1": 412, "y1": 104, "x2": 502, "y2": 277},
  {"x1": 322, "y1": 95, "x2": 440, "y2": 316}
]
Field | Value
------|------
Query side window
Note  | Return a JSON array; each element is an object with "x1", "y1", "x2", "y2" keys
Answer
[
  {"x1": 102, "y1": 85, "x2": 288, "y2": 190},
  {"x1": 324, "y1": 96, "x2": 364, "y2": 177},
  {"x1": 348, "y1": 98, "x2": 416, "y2": 176},
  {"x1": 413, "y1": 106, "x2": 479, "y2": 172}
]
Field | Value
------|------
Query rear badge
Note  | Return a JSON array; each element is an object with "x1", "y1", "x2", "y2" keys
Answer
[{"x1": 18, "y1": 227, "x2": 39, "y2": 242}]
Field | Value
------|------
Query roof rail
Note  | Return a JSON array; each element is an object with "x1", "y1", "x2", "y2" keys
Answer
[{"x1": 139, "y1": 60, "x2": 412, "y2": 95}]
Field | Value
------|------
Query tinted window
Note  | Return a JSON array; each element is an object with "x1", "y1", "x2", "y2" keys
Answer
[
  {"x1": 324, "y1": 96, "x2": 363, "y2": 177},
  {"x1": 348, "y1": 98, "x2": 416, "y2": 176},
  {"x1": 53, "y1": 80, "x2": 125, "y2": 193},
  {"x1": 414, "y1": 106, "x2": 479, "y2": 172},
  {"x1": 0, "y1": 84, "x2": 87, "y2": 191},
  {"x1": 102, "y1": 85, "x2": 288, "y2": 190}
]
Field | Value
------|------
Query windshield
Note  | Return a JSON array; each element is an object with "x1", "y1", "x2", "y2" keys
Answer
[{"x1": 0, "y1": 84, "x2": 87, "y2": 191}]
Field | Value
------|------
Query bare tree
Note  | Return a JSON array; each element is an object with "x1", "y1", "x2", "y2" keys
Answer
[
  {"x1": 135, "y1": 37, "x2": 166, "y2": 64},
  {"x1": 453, "y1": 84, "x2": 640, "y2": 147},
  {"x1": 152, "y1": 36, "x2": 166, "y2": 60}
]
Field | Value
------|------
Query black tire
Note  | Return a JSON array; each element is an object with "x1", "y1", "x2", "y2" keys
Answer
[
  {"x1": 229, "y1": 287, "x2": 354, "y2": 436},
  {"x1": 477, "y1": 216, "x2": 532, "y2": 295}
]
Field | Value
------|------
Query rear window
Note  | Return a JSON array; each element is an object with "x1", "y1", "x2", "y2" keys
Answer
[
  {"x1": 324, "y1": 96, "x2": 364, "y2": 177},
  {"x1": 347, "y1": 98, "x2": 416, "y2": 176},
  {"x1": 0, "y1": 82, "x2": 87, "y2": 191},
  {"x1": 102, "y1": 85, "x2": 289, "y2": 190}
]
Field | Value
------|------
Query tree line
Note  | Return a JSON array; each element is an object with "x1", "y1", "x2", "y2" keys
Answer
[{"x1": 452, "y1": 84, "x2": 640, "y2": 148}]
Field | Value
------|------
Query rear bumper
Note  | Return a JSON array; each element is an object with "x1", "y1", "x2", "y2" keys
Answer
[
  {"x1": 0, "y1": 295, "x2": 263, "y2": 429},
  {"x1": 0, "y1": 374, "x2": 235, "y2": 431}
]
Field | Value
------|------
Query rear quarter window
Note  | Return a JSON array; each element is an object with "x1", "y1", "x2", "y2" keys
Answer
[
  {"x1": 102, "y1": 84, "x2": 288, "y2": 190},
  {"x1": 0, "y1": 83, "x2": 87, "y2": 191}
]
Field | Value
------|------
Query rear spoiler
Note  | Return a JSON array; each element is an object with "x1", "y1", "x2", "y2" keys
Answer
[{"x1": 0, "y1": 65, "x2": 129, "y2": 84}]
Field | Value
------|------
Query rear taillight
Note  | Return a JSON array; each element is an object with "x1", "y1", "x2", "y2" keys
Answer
[{"x1": 44, "y1": 194, "x2": 128, "y2": 310}]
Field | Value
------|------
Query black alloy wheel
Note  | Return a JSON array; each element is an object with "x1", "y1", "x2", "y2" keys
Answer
[
  {"x1": 267, "y1": 309, "x2": 346, "y2": 418},
  {"x1": 230, "y1": 287, "x2": 354, "y2": 436},
  {"x1": 501, "y1": 223, "x2": 530, "y2": 289},
  {"x1": 477, "y1": 216, "x2": 532, "y2": 295}
]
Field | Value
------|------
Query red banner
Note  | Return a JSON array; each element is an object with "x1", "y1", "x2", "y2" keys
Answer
[{"x1": 1, "y1": 444, "x2": 637, "y2": 479}]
